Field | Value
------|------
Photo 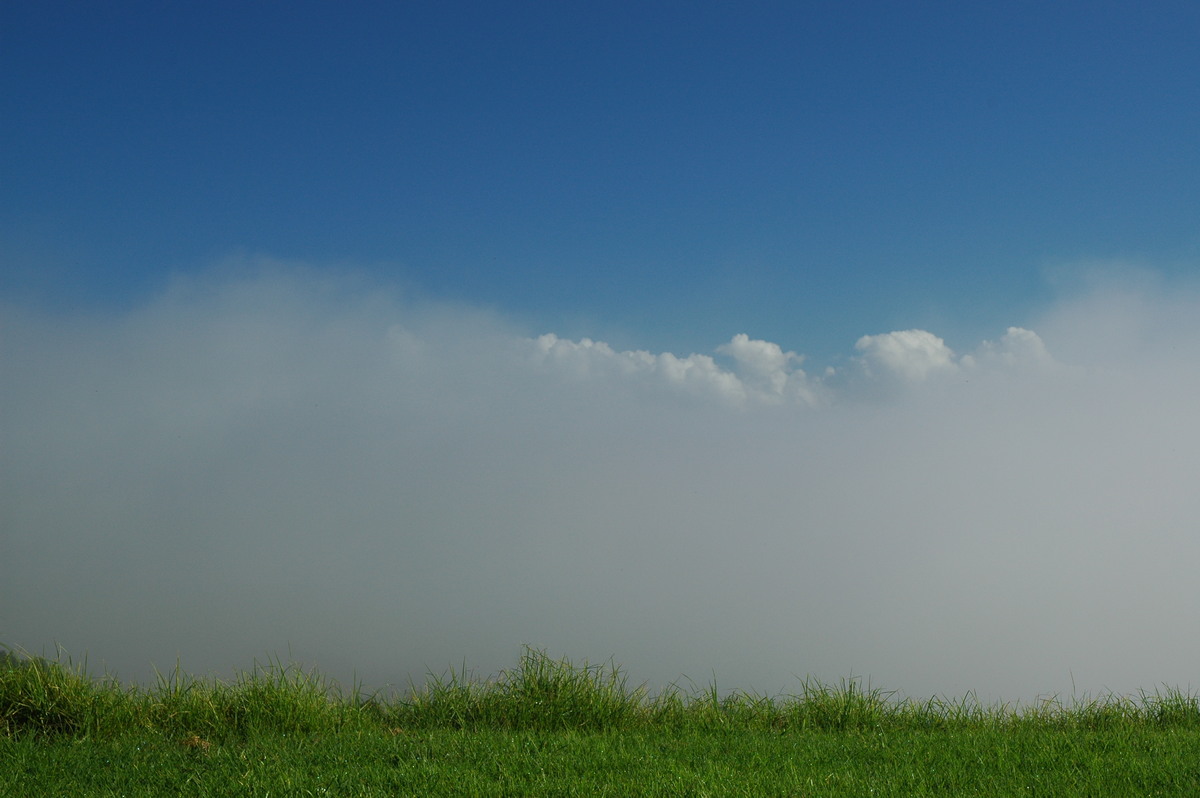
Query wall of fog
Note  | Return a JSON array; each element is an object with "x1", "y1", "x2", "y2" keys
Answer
[{"x1": 4, "y1": 263, "x2": 1199, "y2": 702}]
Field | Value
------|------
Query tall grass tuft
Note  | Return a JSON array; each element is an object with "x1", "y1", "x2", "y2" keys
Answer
[
  {"x1": 398, "y1": 647, "x2": 648, "y2": 731},
  {"x1": 0, "y1": 644, "x2": 120, "y2": 738},
  {"x1": 4, "y1": 641, "x2": 1200, "y2": 740},
  {"x1": 140, "y1": 656, "x2": 367, "y2": 740}
]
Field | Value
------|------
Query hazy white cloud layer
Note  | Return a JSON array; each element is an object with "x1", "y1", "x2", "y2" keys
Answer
[{"x1": 4, "y1": 263, "x2": 1200, "y2": 702}]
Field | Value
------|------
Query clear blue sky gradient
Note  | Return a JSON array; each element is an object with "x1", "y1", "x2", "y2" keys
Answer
[{"x1": 4, "y1": 1, "x2": 1199, "y2": 360}]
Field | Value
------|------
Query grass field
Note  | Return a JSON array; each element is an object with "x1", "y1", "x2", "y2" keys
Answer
[{"x1": 3, "y1": 644, "x2": 1199, "y2": 796}]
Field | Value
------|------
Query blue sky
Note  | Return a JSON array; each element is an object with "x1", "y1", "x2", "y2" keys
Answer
[
  {"x1": 5, "y1": 3, "x2": 1200, "y2": 700},
  {"x1": 5, "y1": 1, "x2": 1198, "y2": 360}
]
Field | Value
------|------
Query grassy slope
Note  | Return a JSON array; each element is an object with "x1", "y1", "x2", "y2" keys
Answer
[{"x1": 3, "y1": 646, "x2": 1200, "y2": 796}]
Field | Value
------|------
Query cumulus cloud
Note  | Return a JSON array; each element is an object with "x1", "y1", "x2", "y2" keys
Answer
[
  {"x1": 853, "y1": 329, "x2": 958, "y2": 382},
  {"x1": 963, "y1": 326, "x2": 1055, "y2": 370},
  {"x1": 530, "y1": 333, "x2": 747, "y2": 406},
  {"x1": 3, "y1": 261, "x2": 1199, "y2": 703},
  {"x1": 529, "y1": 331, "x2": 822, "y2": 408}
]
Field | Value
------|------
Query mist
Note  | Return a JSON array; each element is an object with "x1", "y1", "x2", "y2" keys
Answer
[{"x1": 4, "y1": 261, "x2": 1199, "y2": 703}]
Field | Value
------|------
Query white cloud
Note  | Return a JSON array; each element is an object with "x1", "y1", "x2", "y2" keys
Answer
[
  {"x1": 853, "y1": 328, "x2": 958, "y2": 382},
  {"x1": 531, "y1": 332, "x2": 748, "y2": 406},
  {"x1": 716, "y1": 333, "x2": 822, "y2": 405},
  {"x1": 4, "y1": 262, "x2": 1200, "y2": 703},
  {"x1": 529, "y1": 331, "x2": 824, "y2": 408},
  {"x1": 961, "y1": 327, "x2": 1056, "y2": 371}
]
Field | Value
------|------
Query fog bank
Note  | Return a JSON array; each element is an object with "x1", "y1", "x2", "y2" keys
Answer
[{"x1": 4, "y1": 263, "x2": 1199, "y2": 702}]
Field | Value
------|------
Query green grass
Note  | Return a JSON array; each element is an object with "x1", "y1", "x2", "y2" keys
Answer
[{"x1": 3, "y1": 644, "x2": 1200, "y2": 796}]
